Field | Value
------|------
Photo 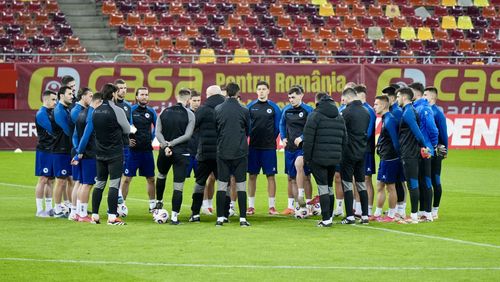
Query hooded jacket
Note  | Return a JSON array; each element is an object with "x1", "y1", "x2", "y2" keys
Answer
[
  {"x1": 195, "y1": 94, "x2": 225, "y2": 161},
  {"x1": 303, "y1": 97, "x2": 347, "y2": 166},
  {"x1": 341, "y1": 100, "x2": 370, "y2": 161}
]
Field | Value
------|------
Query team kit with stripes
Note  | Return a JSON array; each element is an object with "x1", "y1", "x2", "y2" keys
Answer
[{"x1": 33, "y1": 75, "x2": 448, "y2": 227}]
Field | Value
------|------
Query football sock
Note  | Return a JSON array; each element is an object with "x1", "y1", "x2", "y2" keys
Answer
[
  {"x1": 298, "y1": 188, "x2": 304, "y2": 198},
  {"x1": 217, "y1": 216, "x2": 224, "y2": 223},
  {"x1": 368, "y1": 205, "x2": 373, "y2": 216},
  {"x1": 409, "y1": 188, "x2": 419, "y2": 214},
  {"x1": 208, "y1": 199, "x2": 213, "y2": 208},
  {"x1": 411, "y1": 213, "x2": 418, "y2": 222},
  {"x1": 64, "y1": 200, "x2": 70, "y2": 207},
  {"x1": 395, "y1": 181, "x2": 405, "y2": 202},
  {"x1": 118, "y1": 188, "x2": 123, "y2": 198},
  {"x1": 287, "y1": 198, "x2": 294, "y2": 209},
  {"x1": 355, "y1": 201, "x2": 362, "y2": 215},
  {"x1": 107, "y1": 188, "x2": 119, "y2": 215},
  {"x1": 359, "y1": 190, "x2": 368, "y2": 216},
  {"x1": 248, "y1": 197, "x2": 255, "y2": 209},
  {"x1": 426, "y1": 188, "x2": 433, "y2": 213},
  {"x1": 344, "y1": 191, "x2": 354, "y2": 217},
  {"x1": 216, "y1": 191, "x2": 226, "y2": 218},
  {"x1": 108, "y1": 213, "x2": 116, "y2": 222},
  {"x1": 374, "y1": 207, "x2": 383, "y2": 217},
  {"x1": 319, "y1": 194, "x2": 330, "y2": 221},
  {"x1": 268, "y1": 197, "x2": 275, "y2": 208},
  {"x1": 92, "y1": 188, "x2": 103, "y2": 214},
  {"x1": 336, "y1": 199, "x2": 343, "y2": 214},
  {"x1": 191, "y1": 193, "x2": 203, "y2": 215},
  {"x1": 224, "y1": 196, "x2": 231, "y2": 218},
  {"x1": 45, "y1": 198, "x2": 52, "y2": 210},
  {"x1": 388, "y1": 208, "x2": 396, "y2": 218},
  {"x1": 231, "y1": 200, "x2": 236, "y2": 208},
  {"x1": 149, "y1": 200, "x2": 156, "y2": 210},
  {"x1": 171, "y1": 211, "x2": 178, "y2": 222},
  {"x1": 155, "y1": 178, "x2": 166, "y2": 201},
  {"x1": 419, "y1": 185, "x2": 426, "y2": 212},
  {"x1": 80, "y1": 203, "x2": 88, "y2": 217},
  {"x1": 433, "y1": 184, "x2": 442, "y2": 208},
  {"x1": 172, "y1": 190, "x2": 183, "y2": 213},
  {"x1": 329, "y1": 194, "x2": 334, "y2": 219},
  {"x1": 36, "y1": 198, "x2": 43, "y2": 213},
  {"x1": 237, "y1": 191, "x2": 247, "y2": 219},
  {"x1": 202, "y1": 199, "x2": 208, "y2": 208},
  {"x1": 70, "y1": 205, "x2": 77, "y2": 216}
]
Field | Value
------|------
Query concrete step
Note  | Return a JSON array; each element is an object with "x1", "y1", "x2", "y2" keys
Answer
[
  {"x1": 59, "y1": 4, "x2": 97, "y2": 15},
  {"x1": 97, "y1": 52, "x2": 124, "y2": 60},
  {"x1": 75, "y1": 30, "x2": 116, "y2": 40},
  {"x1": 69, "y1": 20, "x2": 109, "y2": 28},
  {"x1": 81, "y1": 39, "x2": 120, "y2": 52},
  {"x1": 58, "y1": 0, "x2": 93, "y2": 4}
]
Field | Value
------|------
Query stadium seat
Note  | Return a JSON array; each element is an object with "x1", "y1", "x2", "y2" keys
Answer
[
  {"x1": 385, "y1": 5, "x2": 401, "y2": 18},
  {"x1": 433, "y1": 28, "x2": 449, "y2": 40},
  {"x1": 0, "y1": 12, "x2": 15, "y2": 25},
  {"x1": 229, "y1": 48, "x2": 251, "y2": 64},
  {"x1": 400, "y1": 50, "x2": 416, "y2": 64},
  {"x1": 458, "y1": 39, "x2": 473, "y2": 52},
  {"x1": 200, "y1": 25, "x2": 217, "y2": 38},
  {"x1": 294, "y1": 15, "x2": 309, "y2": 28},
  {"x1": 441, "y1": 39, "x2": 457, "y2": 51},
  {"x1": 102, "y1": 1, "x2": 117, "y2": 15},
  {"x1": 442, "y1": 0, "x2": 457, "y2": 5},
  {"x1": 410, "y1": 0, "x2": 425, "y2": 5},
  {"x1": 482, "y1": 29, "x2": 497, "y2": 41},
  {"x1": 489, "y1": 18, "x2": 500, "y2": 30},
  {"x1": 268, "y1": 26, "x2": 284, "y2": 38},
  {"x1": 368, "y1": 4, "x2": 384, "y2": 17},
  {"x1": 242, "y1": 37, "x2": 259, "y2": 51},
  {"x1": 310, "y1": 38, "x2": 325, "y2": 51},
  {"x1": 13, "y1": 35, "x2": 29, "y2": 49},
  {"x1": 126, "y1": 13, "x2": 142, "y2": 26},
  {"x1": 136, "y1": 1, "x2": 150, "y2": 14},
  {"x1": 316, "y1": 50, "x2": 334, "y2": 64},
  {"x1": 434, "y1": 50, "x2": 451, "y2": 64},
  {"x1": 393, "y1": 39, "x2": 408, "y2": 51},
  {"x1": 65, "y1": 36, "x2": 80, "y2": 49},
  {"x1": 415, "y1": 7, "x2": 432, "y2": 19},
  {"x1": 434, "y1": 6, "x2": 449, "y2": 17},
  {"x1": 132, "y1": 48, "x2": 149, "y2": 63},
  {"x1": 425, "y1": 39, "x2": 440, "y2": 51},
  {"x1": 253, "y1": 3, "x2": 268, "y2": 15},
  {"x1": 292, "y1": 38, "x2": 307, "y2": 52},
  {"x1": 325, "y1": 17, "x2": 342, "y2": 29},
  {"x1": 236, "y1": 3, "x2": 252, "y2": 16},
  {"x1": 152, "y1": 2, "x2": 167, "y2": 14},
  {"x1": 417, "y1": 27, "x2": 433, "y2": 40},
  {"x1": 441, "y1": 16, "x2": 457, "y2": 29},
  {"x1": 335, "y1": 4, "x2": 349, "y2": 17},
  {"x1": 368, "y1": 27, "x2": 383, "y2": 40},
  {"x1": 124, "y1": 35, "x2": 139, "y2": 50},
  {"x1": 352, "y1": 4, "x2": 367, "y2": 17},
  {"x1": 319, "y1": 3, "x2": 334, "y2": 17},
  {"x1": 260, "y1": 37, "x2": 274, "y2": 50},
  {"x1": 203, "y1": 3, "x2": 218, "y2": 14},
  {"x1": 16, "y1": 12, "x2": 32, "y2": 26},
  {"x1": 409, "y1": 39, "x2": 424, "y2": 51},
  {"x1": 149, "y1": 47, "x2": 163, "y2": 62},
  {"x1": 286, "y1": 4, "x2": 301, "y2": 15},
  {"x1": 284, "y1": 26, "x2": 300, "y2": 39},
  {"x1": 466, "y1": 29, "x2": 481, "y2": 40},
  {"x1": 335, "y1": 27, "x2": 349, "y2": 39},
  {"x1": 375, "y1": 16, "x2": 391, "y2": 28},
  {"x1": 169, "y1": 2, "x2": 184, "y2": 15},
  {"x1": 219, "y1": 3, "x2": 235, "y2": 15},
  {"x1": 151, "y1": 26, "x2": 165, "y2": 38},
  {"x1": 457, "y1": 16, "x2": 473, "y2": 29},
  {"x1": 473, "y1": 40, "x2": 489, "y2": 54},
  {"x1": 449, "y1": 29, "x2": 465, "y2": 40},
  {"x1": 277, "y1": 15, "x2": 293, "y2": 27},
  {"x1": 474, "y1": 0, "x2": 490, "y2": 6},
  {"x1": 235, "y1": 26, "x2": 251, "y2": 38},
  {"x1": 408, "y1": 16, "x2": 424, "y2": 28},
  {"x1": 360, "y1": 16, "x2": 375, "y2": 28},
  {"x1": 384, "y1": 27, "x2": 400, "y2": 40},
  {"x1": 158, "y1": 36, "x2": 173, "y2": 50},
  {"x1": 481, "y1": 6, "x2": 496, "y2": 18},
  {"x1": 472, "y1": 17, "x2": 488, "y2": 29},
  {"x1": 218, "y1": 26, "x2": 233, "y2": 39},
  {"x1": 109, "y1": 13, "x2": 125, "y2": 27},
  {"x1": 326, "y1": 38, "x2": 342, "y2": 51},
  {"x1": 45, "y1": 0, "x2": 59, "y2": 14},
  {"x1": 142, "y1": 36, "x2": 156, "y2": 50},
  {"x1": 311, "y1": 0, "x2": 327, "y2": 4},
  {"x1": 159, "y1": 13, "x2": 174, "y2": 26},
  {"x1": 228, "y1": 14, "x2": 242, "y2": 27},
  {"x1": 401, "y1": 27, "x2": 416, "y2": 40},
  {"x1": 177, "y1": 14, "x2": 192, "y2": 26},
  {"x1": 424, "y1": 17, "x2": 440, "y2": 28},
  {"x1": 41, "y1": 24, "x2": 56, "y2": 37},
  {"x1": 360, "y1": 38, "x2": 374, "y2": 51},
  {"x1": 118, "y1": 2, "x2": 134, "y2": 15},
  {"x1": 301, "y1": 26, "x2": 316, "y2": 40},
  {"x1": 465, "y1": 6, "x2": 481, "y2": 18},
  {"x1": 269, "y1": 3, "x2": 285, "y2": 16},
  {"x1": 144, "y1": 13, "x2": 158, "y2": 27},
  {"x1": 343, "y1": 16, "x2": 358, "y2": 29},
  {"x1": 175, "y1": 36, "x2": 191, "y2": 51},
  {"x1": 186, "y1": 3, "x2": 201, "y2": 14},
  {"x1": 352, "y1": 27, "x2": 366, "y2": 40},
  {"x1": 208, "y1": 37, "x2": 224, "y2": 49},
  {"x1": 318, "y1": 27, "x2": 333, "y2": 39},
  {"x1": 192, "y1": 37, "x2": 208, "y2": 50},
  {"x1": 303, "y1": 4, "x2": 318, "y2": 16},
  {"x1": 6, "y1": 25, "x2": 22, "y2": 38},
  {"x1": 34, "y1": 12, "x2": 50, "y2": 26},
  {"x1": 134, "y1": 26, "x2": 149, "y2": 38},
  {"x1": 226, "y1": 37, "x2": 241, "y2": 49},
  {"x1": 196, "y1": 48, "x2": 216, "y2": 64},
  {"x1": 401, "y1": 5, "x2": 415, "y2": 17},
  {"x1": 244, "y1": 14, "x2": 259, "y2": 26},
  {"x1": 458, "y1": 0, "x2": 473, "y2": 5},
  {"x1": 31, "y1": 35, "x2": 46, "y2": 49},
  {"x1": 24, "y1": 25, "x2": 38, "y2": 38},
  {"x1": 11, "y1": 1, "x2": 26, "y2": 13},
  {"x1": 392, "y1": 17, "x2": 408, "y2": 29},
  {"x1": 167, "y1": 26, "x2": 182, "y2": 37},
  {"x1": 260, "y1": 14, "x2": 275, "y2": 27}
]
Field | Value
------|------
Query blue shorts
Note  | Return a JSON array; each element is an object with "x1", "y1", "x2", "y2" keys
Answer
[
  {"x1": 284, "y1": 149, "x2": 310, "y2": 179},
  {"x1": 364, "y1": 152, "x2": 376, "y2": 175},
  {"x1": 52, "y1": 153, "x2": 72, "y2": 178},
  {"x1": 72, "y1": 162, "x2": 82, "y2": 182},
  {"x1": 124, "y1": 150, "x2": 155, "y2": 177},
  {"x1": 248, "y1": 147, "x2": 277, "y2": 175},
  {"x1": 81, "y1": 158, "x2": 97, "y2": 185},
  {"x1": 186, "y1": 155, "x2": 198, "y2": 178},
  {"x1": 123, "y1": 146, "x2": 130, "y2": 173},
  {"x1": 335, "y1": 164, "x2": 341, "y2": 173},
  {"x1": 35, "y1": 150, "x2": 53, "y2": 177},
  {"x1": 377, "y1": 158, "x2": 405, "y2": 183}
]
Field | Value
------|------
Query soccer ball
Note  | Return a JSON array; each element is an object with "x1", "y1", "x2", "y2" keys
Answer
[
  {"x1": 312, "y1": 203, "x2": 321, "y2": 216},
  {"x1": 117, "y1": 204, "x2": 128, "y2": 218},
  {"x1": 295, "y1": 207, "x2": 308, "y2": 219},
  {"x1": 61, "y1": 203, "x2": 70, "y2": 216},
  {"x1": 153, "y1": 209, "x2": 169, "y2": 224}
]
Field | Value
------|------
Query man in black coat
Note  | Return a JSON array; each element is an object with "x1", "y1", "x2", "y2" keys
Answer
[
  {"x1": 340, "y1": 87, "x2": 371, "y2": 225},
  {"x1": 215, "y1": 83, "x2": 251, "y2": 227},
  {"x1": 303, "y1": 92, "x2": 347, "y2": 227},
  {"x1": 189, "y1": 85, "x2": 225, "y2": 223}
]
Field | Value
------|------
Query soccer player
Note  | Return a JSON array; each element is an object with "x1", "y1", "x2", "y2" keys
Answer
[
  {"x1": 409, "y1": 82, "x2": 438, "y2": 222},
  {"x1": 91, "y1": 83, "x2": 130, "y2": 225},
  {"x1": 61, "y1": 75, "x2": 77, "y2": 106},
  {"x1": 424, "y1": 87, "x2": 448, "y2": 219},
  {"x1": 186, "y1": 90, "x2": 201, "y2": 179},
  {"x1": 396, "y1": 87, "x2": 434, "y2": 224},
  {"x1": 303, "y1": 92, "x2": 346, "y2": 227},
  {"x1": 189, "y1": 85, "x2": 225, "y2": 223},
  {"x1": 372, "y1": 95, "x2": 402, "y2": 222},
  {"x1": 113, "y1": 79, "x2": 133, "y2": 204},
  {"x1": 354, "y1": 85, "x2": 376, "y2": 216},
  {"x1": 279, "y1": 85, "x2": 313, "y2": 215},
  {"x1": 155, "y1": 88, "x2": 195, "y2": 225},
  {"x1": 35, "y1": 90, "x2": 57, "y2": 217},
  {"x1": 246, "y1": 81, "x2": 282, "y2": 215},
  {"x1": 68, "y1": 88, "x2": 93, "y2": 221},
  {"x1": 52, "y1": 86, "x2": 74, "y2": 218},
  {"x1": 214, "y1": 82, "x2": 251, "y2": 227},
  {"x1": 72, "y1": 91, "x2": 102, "y2": 222},
  {"x1": 121, "y1": 87, "x2": 157, "y2": 212},
  {"x1": 339, "y1": 87, "x2": 370, "y2": 225}
]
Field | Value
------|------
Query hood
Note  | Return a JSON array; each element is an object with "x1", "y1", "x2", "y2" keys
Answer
[
  {"x1": 316, "y1": 97, "x2": 339, "y2": 118},
  {"x1": 204, "y1": 94, "x2": 225, "y2": 108}
]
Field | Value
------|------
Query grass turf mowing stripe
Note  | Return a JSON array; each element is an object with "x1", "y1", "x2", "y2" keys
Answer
[{"x1": 1, "y1": 257, "x2": 500, "y2": 271}]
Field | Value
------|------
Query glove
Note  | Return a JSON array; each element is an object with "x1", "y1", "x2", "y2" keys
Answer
[
  {"x1": 420, "y1": 147, "x2": 431, "y2": 159},
  {"x1": 435, "y1": 144, "x2": 448, "y2": 158}
]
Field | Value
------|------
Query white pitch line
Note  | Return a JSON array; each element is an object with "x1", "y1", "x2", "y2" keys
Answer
[
  {"x1": 2, "y1": 182, "x2": 500, "y2": 250},
  {"x1": 0, "y1": 257, "x2": 499, "y2": 271}
]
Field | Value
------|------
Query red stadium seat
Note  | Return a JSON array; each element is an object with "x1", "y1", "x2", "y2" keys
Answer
[
  {"x1": 158, "y1": 36, "x2": 173, "y2": 50},
  {"x1": 102, "y1": 1, "x2": 116, "y2": 16},
  {"x1": 124, "y1": 36, "x2": 139, "y2": 50}
]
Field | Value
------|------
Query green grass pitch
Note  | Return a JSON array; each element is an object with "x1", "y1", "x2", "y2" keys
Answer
[{"x1": 0, "y1": 150, "x2": 499, "y2": 281}]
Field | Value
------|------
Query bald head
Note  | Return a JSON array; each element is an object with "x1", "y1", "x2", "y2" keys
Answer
[{"x1": 206, "y1": 85, "x2": 222, "y2": 98}]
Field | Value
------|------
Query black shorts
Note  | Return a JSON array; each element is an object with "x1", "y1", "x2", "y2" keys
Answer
[
  {"x1": 96, "y1": 156, "x2": 123, "y2": 182},
  {"x1": 309, "y1": 162, "x2": 335, "y2": 187},
  {"x1": 431, "y1": 155, "x2": 443, "y2": 177},
  {"x1": 341, "y1": 157, "x2": 365, "y2": 183},
  {"x1": 195, "y1": 159, "x2": 218, "y2": 186},
  {"x1": 401, "y1": 158, "x2": 419, "y2": 189},
  {"x1": 157, "y1": 152, "x2": 189, "y2": 183},
  {"x1": 217, "y1": 157, "x2": 247, "y2": 183}
]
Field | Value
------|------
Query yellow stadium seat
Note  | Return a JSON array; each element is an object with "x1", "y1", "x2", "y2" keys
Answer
[
  {"x1": 417, "y1": 27, "x2": 433, "y2": 40},
  {"x1": 457, "y1": 16, "x2": 474, "y2": 29},
  {"x1": 441, "y1": 16, "x2": 457, "y2": 29},
  {"x1": 385, "y1": 5, "x2": 400, "y2": 18},
  {"x1": 474, "y1": 0, "x2": 489, "y2": 6},
  {"x1": 196, "y1": 48, "x2": 216, "y2": 64},
  {"x1": 442, "y1": 0, "x2": 457, "y2": 6},
  {"x1": 229, "y1": 49, "x2": 251, "y2": 64},
  {"x1": 311, "y1": 0, "x2": 327, "y2": 5},
  {"x1": 319, "y1": 3, "x2": 334, "y2": 16},
  {"x1": 401, "y1": 27, "x2": 416, "y2": 40}
]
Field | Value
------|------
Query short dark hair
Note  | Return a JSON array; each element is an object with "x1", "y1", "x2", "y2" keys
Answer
[
  {"x1": 315, "y1": 92, "x2": 329, "y2": 102},
  {"x1": 220, "y1": 85, "x2": 226, "y2": 91},
  {"x1": 342, "y1": 87, "x2": 357, "y2": 98},
  {"x1": 397, "y1": 87, "x2": 414, "y2": 100},
  {"x1": 424, "y1": 86, "x2": 438, "y2": 96},
  {"x1": 226, "y1": 82, "x2": 240, "y2": 97},
  {"x1": 190, "y1": 89, "x2": 201, "y2": 98},
  {"x1": 135, "y1": 87, "x2": 148, "y2": 96},
  {"x1": 353, "y1": 84, "x2": 367, "y2": 94},
  {"x1": 288, "y1": 86, "x2": 303, "y2": 95},
  {"x1": 409, "y1": 82, "x2": 425, "y2": 94},
  {"x1": 101, "y1": 83, "x2": 117, "y2": 100},
  {"x1": 114, "y1": 79, "x2": 126, "y2": 85},
  {"x1": 57, "y1": 86, "x2": 71, "y2": 100},
  {"x1": 178, "y1": 88, "x2": 191, "y2": 98},
  {"x1": 42, "y1": 90, "x2": 56, "y2": 97},
  {"x1": 77, "y1": 87, "x2": 92, "y2": 101},
  {"x1": 375, "y1": 95, "x2": 390, "y2": 104},
  {"x1": 256, "y1": 80, "x2": 269, "y2": 89},
  {"x1": 92, "y1": 92, "x2": 103, "y2": 102},
  {"x1": 61, "y1": 75, "x2": 75, "y2": 86}
]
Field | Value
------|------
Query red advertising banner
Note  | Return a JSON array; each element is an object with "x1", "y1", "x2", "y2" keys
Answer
[
  {"x1": 1, "y1": 110, "x2": 499, "y2": 150},
  {"x1": 364, "y1": 64, "x2": 500, "y2": 115},
  {"x1": 15, "y1": 63, "x2": 361, "y2": 111}
]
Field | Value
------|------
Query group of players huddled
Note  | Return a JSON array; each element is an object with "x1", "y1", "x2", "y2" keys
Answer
[{"x1": 34, "y1": 76, "x2": 447, "y2": 227}]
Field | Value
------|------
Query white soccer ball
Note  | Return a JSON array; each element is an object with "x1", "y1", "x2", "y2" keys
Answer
[
  {"x1": 312, "y1": 203, "x2": 321, "y2": 216},
  {"x1": 153, "y1": 209, "x2": 169, "y2": 224},
  {"x1": 117, "y1": 204, "x2": 128, "y2": 218},
  {"x1": 295, "y1": 207, "x2": 308, "y2": 219}
]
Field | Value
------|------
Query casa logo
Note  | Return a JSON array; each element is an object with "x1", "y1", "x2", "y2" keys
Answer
[
  {"x1": 61, "y1": 169, "x2": 67, "y2": 175},
  {"x1": 43, "y1": 168, "x2": 49, "y2": 173},
  {"x1": 267, "y1": 109, "x2": 272, "y2": 114},
  {"x1": 145, "y1": 113, "x2": 150, "y2": 118},
  {"x1": 299, "y1": 112, "x2": 304, "y2": 118},
  {"x1": 124, "y1": 106, "x2": 128, "y2": 111},
  {"x1": 125, "y1": 169, "x2": 129, "y2": 174}
]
